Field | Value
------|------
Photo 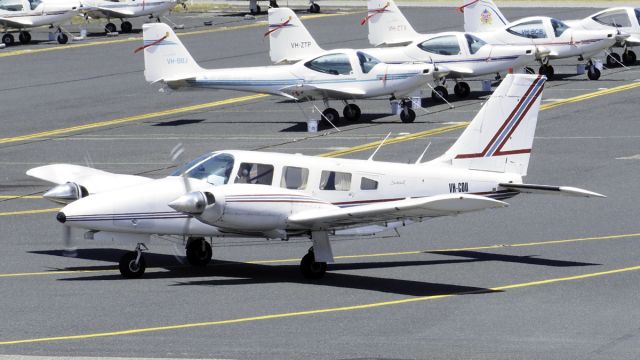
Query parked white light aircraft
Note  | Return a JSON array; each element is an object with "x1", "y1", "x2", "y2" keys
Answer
[
  {"x1": 0, "y1": 0, "x2": 81, "y2": 45},
  {"x1": 247, "y1": 0, "x2": 320, "y2": 15},
  {"x1": 28, "y1": 74, "x2": 605, "y2": 279},
  {"x1": 565, "y1": 7, "x2": 640, "y2": 67},
  {"x1": 140, "y1": 23, "x2": 438, "y2": 123},
  {"x1": 459, "y1": 0, "x2": 626, "y2": 80},
  {"x1": 80, "y1": 0, "x2": 184, "y2": 34},
  {"x1": 287, "y1": 1, "x2": 539, "y2": 100}
]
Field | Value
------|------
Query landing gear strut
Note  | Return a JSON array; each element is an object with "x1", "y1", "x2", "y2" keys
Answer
[
  {"x1": 300, "y1": 248, "x2": 327, "y2": 279},
  {"x1": 399, "y1": 99, "x2": 416, "y2": 123},
  {"x1": 186, "y1": 237, "x2": 212, "y2": 267},
  {"x1": 119, "y1": 243, "x2": 148, "y2": 278}
]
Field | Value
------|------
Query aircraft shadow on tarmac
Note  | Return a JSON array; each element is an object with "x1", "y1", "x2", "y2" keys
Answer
[
  {"x1": 152, "y1": 119, "x2": 205, "y2": 126},
  {"x1": 30, "y1": 247, "x2": 598, "y2": 296}
]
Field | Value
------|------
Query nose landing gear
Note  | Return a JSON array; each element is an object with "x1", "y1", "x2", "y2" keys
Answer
[{"x1": 119, "y1": 243, "x2": 148, "y2": 278}]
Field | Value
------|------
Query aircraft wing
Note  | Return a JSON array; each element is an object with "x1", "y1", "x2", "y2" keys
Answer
[
  {"x1": 91, "y1": 7, "x2": 136, "y2": 18},
  {"x1": 498, "y1": 183, "x2": 606, "y2": 198},
  {"x1": 625, "y1": 35, "x2": 640, "y2": 47},
  {"x1": 279, "y1": 84, "x2": 367, "y2": 101},
  {"x1": 27, "y1": 164, "x2": 151, "y2": 195},
  {"x1": 288, "y1": 194, "x2": 507, "y2": 230},
  {"x1": 442, "y1": 65, "x2": 474, "y2": 77},
  {"x1": 0, "y1": 18, "x2": 34, "y2": 28}
]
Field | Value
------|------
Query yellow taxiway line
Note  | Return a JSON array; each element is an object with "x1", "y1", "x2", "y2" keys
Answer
[
  {"x1": 0, "y1": 232, "x2": 637, "y2": 278},
  {"x1": 0, "y1": 195, "x2": 43, "y2": 199},
  {"x1": 0, "y1": 208, "x2": 60, "y2": 216},
  {"x1": 0, "y1": 12, "x2": 355, "y2": 59},
  {"x1": 1, "y1": 263, "x2": 639, "y2": 345}
]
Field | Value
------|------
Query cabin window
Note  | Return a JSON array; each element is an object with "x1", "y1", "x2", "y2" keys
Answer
[
  {"x1": 636, "y1": 8, "x2": 640, "y2": 26},
  {"x1": 507, "y1": 20, "x2": 547, "y2": 39},
  {"x1": 28, "y1": 0, "x2": 42, "y2": 10},
  {"x1": 0, "y1": 1, "x2": 24, "y2": 11},
  {"x1": 172, "y1": 153, "x2": 235, "y2": 186},
  {"x1": 594, "y1": 10, "x2": 631, "y2": 28},
  {"x1": 235, "y1": 163, "x2": 274, "y2": 185},
  {"x1": 280, "y1": 166, "x2": 309, "y2": 190},
  {"x1": 465, "y1": 34, "x2": 487, "y2": 55},
  {"x1": 550, "y1": 19, "x2": 569, "y2": 37},
  {"x1": 319, "y1": 171, "x2": 351, "y2": 191},
  {"x1": 417, "y1": 35, "x2": 461, "y2": 56},
  {"x1": 360, "y1": 177, "x2": 378, "y2": 190},
  {"x1": 357, "y1": 51, "x2": 380, "y2": 73},
  {"x1": 304, "y1": 53, "x2": 353, "y2": 75}
]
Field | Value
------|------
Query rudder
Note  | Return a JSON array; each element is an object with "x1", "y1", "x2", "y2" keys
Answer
[
  {"x1": 459, "y1": 0, "x2": 509, "y2": 33},
  {"x1": 267, "y1": 8, "x2": 323, "y2": 64},
  {"x1": 364, "y1": 0, "x2": 419, "y2": 46},
  {"x1": 140, "y1": 23, "x2": 201, "y2": 83}
]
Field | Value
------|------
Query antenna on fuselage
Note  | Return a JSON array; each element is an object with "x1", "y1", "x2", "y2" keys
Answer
[
  {"x1": 368, "y1": 132, "x2": 392, "y2": 161},
  {"x1": 415, "y1": 142, "x2": 431, "y2": 164}
]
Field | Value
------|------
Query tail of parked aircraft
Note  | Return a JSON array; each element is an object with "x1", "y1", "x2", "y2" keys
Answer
[
  {"x1": 431, "y1": 74, "x2": 546, "y2": 176},
  {"x1": 139, "y1": 23, "x2": 202, "y2": 84},
  {"x1": 459, "y1": 0, "x2": 509, "y2": 33},
  {"x1": 364, "y1": 0, "x2": 419, "y2": 46},
  {"x1": 267, "y1": 8, "x2": 324, "y2": 64}
]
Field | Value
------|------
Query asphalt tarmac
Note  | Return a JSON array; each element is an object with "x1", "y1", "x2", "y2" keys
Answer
[{"x1": 1, "y1": 4, "x2": 639, "y2": 360}]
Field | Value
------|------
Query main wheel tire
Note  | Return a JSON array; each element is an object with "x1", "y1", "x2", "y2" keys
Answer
[
  {"x1": 322, "y1": 108, "x2": 340, "y2": 123},
  {"x1": 623, "y1": 50, "x2": 637, "y2": 66},
  {"x1": 607, "y1": 53, "x2": 622, "y2": 67},
  {"x1": 453, "y1": 82, "x2": 471, "y2": 98},
  {"x1": 57, "y1": 33, "x2": 68, "y2": 44},
  {"x1": 400, "y1": 108, "x2": 416, "y2": 123},
  {"x1": 587, "y1": 66, "x2": 601, "y2": 80},
  {"x1": 538, "y1": 64, "x2": 554, "y2": 80},
  {"x1": 309, "y1": 3, "x2": 320, "y2": 13},
  {"x1": 121, "y1": 21, "x2": 133, "y2": 33},
  {"x1": 119, "y1": 252, "x2": 146, "y2": 278},
  {"x1": 431, "y1": 85, "x2": 448, "y2": 102},
  {"x1": 2, "y1": 33, "x2": 14, "y2": 46},
  {"x1": 250, "y1": 5, "x2": 261, "y2": 14},
  {"x1": 269, "y1": 0, "x2": 278, "y2": 8},
  {"x1": 186, "y1": 237, "x2": 212, "y2": 267},
  {"x1": 342, "y1": 104, "x2": 361, "y2": 121},
  {"x1": 18, "y1": 31, "x2": 31, "y2": 44},
  {"x1": 300, "y1": 251, "x2": 327, "y2": 279},
  {"x1": 105, "y1": 22, "x2": 117, "y2": 33}
]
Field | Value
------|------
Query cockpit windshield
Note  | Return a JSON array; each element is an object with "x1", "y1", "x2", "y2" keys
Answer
[
  {"x1": 0, "y1": 0, "x2": 25, "y2": 11},
  {"x1": 171, "y1": 152, "x2": 235, "y2": 186},
  {"x1": 465, "y1": 34, "x2": 487, "y2": 54},
  {"x1": 635, "y1": 8, "x2": 640, "y2": 25},
  {"x1": 357, "y1": 51, "x2": 380, "y2": 73}
]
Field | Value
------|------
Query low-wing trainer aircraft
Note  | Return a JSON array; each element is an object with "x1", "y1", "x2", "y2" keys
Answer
[
  {"x1": 140, "y1": 22, "x2": 438, "y2": 123},
  {"x1": 565, "y1": 7, "x2": 640, "y2": 67},
  {"x1": 28, "y1": 74, "x2": 604, "y2": 279},
  {"x1": 80, "y1": 0, "x2": 184, "y2": 34},
  {"x1": 459, "y1": 0, "x2": 627, "y2": 80},
  {"x1": 246, "y1": 0, "x2": 320, "y2": 15},
  {"x1": 1, "y1": 0, "x2": 81, "y2": 45}
]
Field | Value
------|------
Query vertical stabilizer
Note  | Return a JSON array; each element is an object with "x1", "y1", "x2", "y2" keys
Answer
[
  {"x1": 364, "y1": 0, "x2": 419, "y2": 46},
  {"x1": 459, "y1": 0, "x2": 509, "y2": 33},
  {"x1": 431, "y1": 74, "x2": 546, "y2": 176},
  {"x1": 140, "y1": 23, "x2": 202, "y2": 83},
  {"x1": 267, "y1": 8, "x2": 323, "y2": 64}
]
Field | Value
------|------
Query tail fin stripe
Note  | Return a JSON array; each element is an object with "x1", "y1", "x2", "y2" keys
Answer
[
  {"x1": 455, "y1": 75, "x2": 544, "y2": 159},
  {"x1": 456, "y1": 0, "x2": 479, "y2": 13},
  {"x1": 134, "y1": 32, "x2": 169, "y2": 54},
  {"x1": 264, "y1": 16, "x2": 292, "y2": 37},
  {"x1": 360, "y1": 1, "x2": 390, "y2": 25}
]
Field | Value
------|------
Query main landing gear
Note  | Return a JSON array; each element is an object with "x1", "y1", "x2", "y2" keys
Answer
[
  {"x1": 538, "y1": 63, "x2": 554, "y2": 80},
  {"x1": 607, "y1": 49, "x2": 636, "y2": 67},
  {"x1": 399, "y1": 98, "x2": 416, "y2": 123},
  {"x1": 186, "y1": 237, "x2": 213, "y2": 267},
  {"x1": 105, "y1": 19, "x2": 134, "y2": 34},
  {"x1": 431, "y1": 81, "x2": 471, "y2": 102},
  {"x1": 320, "y1": 100, "x2": 361, "y2": 123},
  {"x1": 300, "y1": 248, "x2": 327, "y2": 279},
  {"x1": 309, "y1": 1, "x2": 320, "y2": 13}
]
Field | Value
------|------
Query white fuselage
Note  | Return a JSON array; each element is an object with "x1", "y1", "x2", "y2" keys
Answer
[
  {"x1": 565, "y1": 7, "x2": 640, "y2": 48},
  {"x1": 59, "y1": 150, "x2": 521, "y2": 240},
  {"x1": 81, "y1": 0, "x2": 177, "y2": 19},
  {"x1": 0, "y1": 0, "x2": 80, "y2": 29}
]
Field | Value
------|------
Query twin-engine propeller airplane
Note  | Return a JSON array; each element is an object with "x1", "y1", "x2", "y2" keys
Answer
[
  {"x1": 28, "y1": 74, "x2": 605, "y2": 279},
  {"x1": 246, "y1": 0, "x2": 320, "y2": 15},
  {"x1": 1, "y1": 0, "x2": 81, "y2": 45},
  {"x1": 140, "y1": 22, "x2": 438, "y2": 123},
  {"x1": 285, "y1": 0, "x2": 539, "y2": 101},
  {"x1": 459, "y1": 0, "x2": 627, "y2": 80},
  {"x1": 80, "y1": 0, "x2": 185, "y2": 34},
  {"x1": 565, "y1": 7, "x2": 640, "y2": 67}
]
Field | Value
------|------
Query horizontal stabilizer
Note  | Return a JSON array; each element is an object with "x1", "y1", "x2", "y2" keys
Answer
[
  {"x1": 498, "y1": 183, "x2": 606, "y2": 198},
  {"x1": 289, "y1": 194, "x2": 507, "y2": 229}
]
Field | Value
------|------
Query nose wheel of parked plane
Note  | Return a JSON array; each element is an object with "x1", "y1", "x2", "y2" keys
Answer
[
  {"x1": 186, "y1": 237, "x2": 212, "y2": 267},
  {"x1": 399, "y1": 99, "x2": 416, "y2": 123},
  {"x1": 119, "y1": 243, "x2": 148, "y2": 278},
  {"x1": 342, "y1": 103, "x2": 361, "y2": 121},
  {"x1": 453, "y1": 82, "x2": 471, "y2": 98},
  {"x1": 586, "y1": 61, "x2": 601, "y2": 80},
  {"x1": 538, "y1": 64, "x2": 554, "y2": 80}
]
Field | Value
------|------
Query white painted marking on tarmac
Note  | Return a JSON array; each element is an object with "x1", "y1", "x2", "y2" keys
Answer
[
  {"x1": 616, "y1": 154, "x2": 640, "y2": 160},
  {"x1": 0, "y1": 357, "x2": 232, "y2": 360}
]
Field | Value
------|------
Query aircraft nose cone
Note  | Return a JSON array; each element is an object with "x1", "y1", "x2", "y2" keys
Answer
[
  {"x1": 56, "y1": 212, "x2": 67, "y2": 224},
  {"x1": 168, "y1": 192, "x2": 206, "y2": 215}
]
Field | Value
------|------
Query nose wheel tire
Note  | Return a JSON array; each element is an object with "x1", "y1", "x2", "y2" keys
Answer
[
  {"x1": 538, "y1": 64, "x2": 554, "y2": 80},
  {"x1": 587, "y1": 65, "x2": 601, "y2": 80},
  {"x1": 453, "y1": 82, "x2": 471, "y2": 98},
  {"x1": 18, "y1": 31, "x2": 31, "y2": 44},
  {"x1": 400, "y1": 108, "x2": 416, "y2": 123},
  {"x1": 105, "y1": 22, "x2": 117, "y2": 34},
  {"x1": 607, "y1": 53, "x2": 622, "y2": 67},
  {"x1": 322, "y1": 108, "x2": 340, "y2": 123},
  {"x1": 2, "y1": 33, "x2": 14, "y2": 46},
  {"x1": 300, "y1": 251, "x2": 327, "y2": 279},
  {"x1": 623, "y1": 50, "x2": 637, "y2": 66},
  {"x1": 119, "y1": 252, "x2": 146, "y2": 278},
  {"x1": 56, "y1": 33, "x2": 68, "y2": 44},
  {"x1": 186, "y1": 237, "x2": 212, "y2": 267},
  {"x1": 121, "y1": 21, "x2": 133, "y2": 33},
  {"x1": 309, "y1": 3, "x2": 320, "y2": 13},
  {"x1": 431, "y1": 85, "x2": 448, "y2": 102},
  {"x1": 342, "y1": 104, "x2": 361, "y2": 121}
]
